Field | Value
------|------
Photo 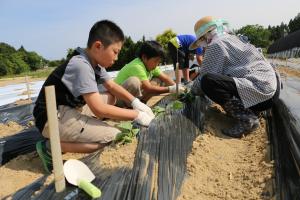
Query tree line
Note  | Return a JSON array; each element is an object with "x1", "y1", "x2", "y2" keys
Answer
[
  {"x1": 1, "y1": 13, "x2": 299, "y2": 76},
  {"x1": 0, "y1": 43, "x2": 67, "y2": 76}
]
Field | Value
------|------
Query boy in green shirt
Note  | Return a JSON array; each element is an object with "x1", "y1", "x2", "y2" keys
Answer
[{"x1": 115, "y1": 41, "x2": 184, "y2": 103}]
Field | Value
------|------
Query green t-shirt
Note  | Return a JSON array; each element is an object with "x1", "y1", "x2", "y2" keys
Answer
[{"x1": 114, "y1": 58, "x2": 161, "y2": 84}]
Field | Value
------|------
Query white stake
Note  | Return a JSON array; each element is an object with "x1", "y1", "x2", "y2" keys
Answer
[
  {"x1": 45, "y1": 86, "x2": 65, "y2": 193},
  {"x1": 175, "y1": 62, "x2": 180, "y2": 95},
  {"x1": 25, "y1": 76, "x2": 31, "y2": 100}
]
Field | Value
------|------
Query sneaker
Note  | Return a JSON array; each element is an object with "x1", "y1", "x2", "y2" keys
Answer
[{"x1": 36, "y1": 140, "x2": 53, "y2": 173}]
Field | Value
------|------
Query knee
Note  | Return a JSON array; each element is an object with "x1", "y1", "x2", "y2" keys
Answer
[
  {"x1": 150, "y1": 77, "x2": 161, "y2": 86},
  {"x1": 126, "y1": 76, "x2": 141, "y2": 88},
  {"x1": 124, "y1": 76, "x2": 142, "y2": 97}
]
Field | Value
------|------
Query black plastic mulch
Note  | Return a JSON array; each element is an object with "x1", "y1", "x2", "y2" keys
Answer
[
  {"x1": 11, "y1": 96, "x2": 208, "y2": 200},
  {"x1": 266, "y1": 76, "x2": 300, "y2": 199}
]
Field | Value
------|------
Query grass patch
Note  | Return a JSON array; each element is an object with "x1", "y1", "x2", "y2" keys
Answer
[{"x1": 0, "y1": 68, "x2": 55, "y2": 79}]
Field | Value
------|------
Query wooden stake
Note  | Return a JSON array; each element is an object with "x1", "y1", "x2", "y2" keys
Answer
[
  {"x1": 175, "y1": 62, "x2": 180, "y2": 95},
  {"x1": 45, "y1": 86, "x2": 65, "y2": 193},
  {"x1": 25, "y1": 76, "x2": 31, "y2": 100}
]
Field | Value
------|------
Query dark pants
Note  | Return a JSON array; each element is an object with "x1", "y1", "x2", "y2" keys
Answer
[{"x1": 201, "y1": 73, "x2": 280, "y2": 112}]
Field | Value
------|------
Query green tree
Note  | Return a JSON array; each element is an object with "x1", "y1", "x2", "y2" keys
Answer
[
  {"x1": 48, "y1": 59, "x2": 65, "y2": 68},
  {"x1": 17, "y1": 46, "x2": 43, "y2": 70},
  {"x1": 9, "y1": 52, "x2": 30, "y2": 74},
  {"x1": 288, "y1": 13, "x2": 300, "y2": 33},
  {"x1": 0, "y1": 43, "x2": 16, "y2": 55},
  {"x1": 0, "y1": 54, "x2": 14, "y2": 75},
  {"x1": 26, "y1": 51, "x2": 43, "y2": 70},
  {"x1": 236, "y1": 25, "x2": 271, "y2": 48},
  {"x1": 156, "y1": 29, "x2": 177, "y2": 63},
  {"x1": 18, "y1": 45, "x2": 27, "y2": 53},
  {"x1": 268, "y1": 22, "x2": 289, "y2": 42},
  {"x1": 66, "y1": 48, "x2": 75, "y2": 60},
  {"x1": 110, "y1": 36, "x2": 142, "y2": 71},
  {"x1": 156, "y1": 29, "x2": 177, "y2": 52},
  {"x1": 0, "y1": 42, "x2": 47, "y2": 75}
]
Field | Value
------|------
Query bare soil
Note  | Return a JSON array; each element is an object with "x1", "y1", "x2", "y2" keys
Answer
[
  {"x1": 0, "y1": 121, "x2": 24, "y2": 138},
  {"x1": 277, "y1": 66, "x2": 300, "y2": 78},
  {"x1": 177, "y1": 105, "x2": 275, "y2": 200}
]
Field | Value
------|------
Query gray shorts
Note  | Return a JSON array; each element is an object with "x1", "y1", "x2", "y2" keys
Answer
[{"x1": 42, "y1": 94, "x2": 120, "y2": 144}]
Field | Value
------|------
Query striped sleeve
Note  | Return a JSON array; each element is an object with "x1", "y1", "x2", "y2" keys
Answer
[{"x1": 191, "y1": 43, "x2": 227, "y2": 95}]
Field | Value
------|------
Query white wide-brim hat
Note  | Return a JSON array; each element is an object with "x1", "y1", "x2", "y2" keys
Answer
[{"x1": 189, "y1": 16, "x2": 229, "y2": 50}]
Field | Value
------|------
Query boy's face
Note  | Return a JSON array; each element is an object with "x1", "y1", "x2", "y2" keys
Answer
[
  {"x1": 93, "y1": 41, "x2": 122, "y2": 68},
  {"x1": 142, "y1": 56, "x2": 161, "y2": 71}
]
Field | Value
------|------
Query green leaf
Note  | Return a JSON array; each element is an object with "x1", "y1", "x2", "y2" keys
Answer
[
  {"x1": 132, "y1": 128, "x2": 140, "y2": 136},
  {"x1": 178, "y1": 91, "x2": 195, "y2": 103},
  {"x1": 115, "y1": 132, "x2": 127, "y2": 142},
  {"x1": 152, "y1": 106, "x2": 166, "y2": 116},
  {"x1": 123, "y1": 136, "x2": 132, "y2": 144},
  {"x1": 172, "y1": 100, "x2": 183, "y2": 110},
  {"x1": 117, "y1": 121, "x2": 133, "y2": 131}
]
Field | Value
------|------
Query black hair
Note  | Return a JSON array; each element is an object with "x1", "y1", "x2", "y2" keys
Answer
[
  {"x1": 87, "y1": 20, "x2": 125, "y2": 48},
  {"x1": 137, "y1": 40, "x2": 165, "y2": 59}
]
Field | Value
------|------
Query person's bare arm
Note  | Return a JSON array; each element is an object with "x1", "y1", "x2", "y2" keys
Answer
[
  {"x1": 104, "y1": 79, "x2": 135, "y2": 104},
  {"x1": 157, "y1": 72, "x2": 175, "y2": 86},
  {"x1": 83, "y1": 92, "x2": 137, "y2": 120},
  {"x1": 196, "y1": 55, "x2": 203, "y2": 65},
  {"x1": 142, "y1": 79, "x2": 169, "y2": 94}
]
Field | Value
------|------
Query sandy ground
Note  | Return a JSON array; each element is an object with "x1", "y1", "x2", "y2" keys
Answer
[
  {"x1": 276, "y1": 66, "x2": 300, "y2": 78},
  {"x1": 177, "y1": 105, "x2": 274, "y2": 200},
  {"x1": 0, "y1": 121, "x2": 24, "y2": 138}
]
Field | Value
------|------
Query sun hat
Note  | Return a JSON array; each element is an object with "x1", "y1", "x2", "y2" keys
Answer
[{"x1": 189, "y1": 16, "x2": 229, "y2": 50}]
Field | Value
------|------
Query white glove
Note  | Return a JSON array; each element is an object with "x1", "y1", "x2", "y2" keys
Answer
[
  {"x1": 134, "y1": 111, "x2": 154, "y2": 126},
  {"x1": 131, "y1": 98, "x2": 155, "y2": 118},
  {"x1": 168, "y1": 84, "x2": 185, "y2": 94}
]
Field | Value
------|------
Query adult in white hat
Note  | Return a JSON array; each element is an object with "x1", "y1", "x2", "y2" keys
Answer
[{"x1": 190, "y1": 16, "x2": 280, "y2": 138}]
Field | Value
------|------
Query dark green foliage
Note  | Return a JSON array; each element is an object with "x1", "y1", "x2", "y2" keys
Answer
[
  {"x1": 66, "y1": 48, "x2": 75, "y2": 60},
  {"x1": 152, "y1": 99, "x2": 184, "y2": 118},
  {"x1": 0, "y1": 42, "x2": 16, "y2": 55},
  {"x1": 48, "y1": 59, "x2": 65, "y2": 68},
  {"x1": 0, "y1": 43, "x2": 44, "y2": 76},
  {"x1": 156, "y1": 29, "x2": 177, "y2": 64},
  {"x1": 169, "y1": 100, "x2": 183, "y2": 110},
  {"x1": 9, "y1": 52, "x2": 30, "y2": 74},
  {"x1": 288, "y1": 13, "x2": 300, "y2": 33},
  {"x1": 25, "y1": 52, "x2": 43, "y2": 70},
  {"x1": 115, "y1": 121, "x2": 139, "y2": 144},
  {"x1": 152, "y1": 106, "x2": 166, "y2": 117},
  {"x1": 178, "y1": 91, "x2": 195, "y2": 103},
  {"x1": 109, "y1": 37, "x2": 143, "y2": 71},
  {"x1": 236, "y1": 25, "x2": 271, "y2": 48},
  {"x1": 0, "y1": 54, "x2": 13, "y2": 75},
  {"x1": 268, "y1": 23, "x2": 289, "y2": 42}
]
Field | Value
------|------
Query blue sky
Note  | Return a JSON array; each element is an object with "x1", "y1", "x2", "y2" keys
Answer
[{"x1": 0, "y1": 0, "x2": 299, "y2": 60}]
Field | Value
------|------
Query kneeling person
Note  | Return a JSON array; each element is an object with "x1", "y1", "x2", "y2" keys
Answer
[
  {"x1": 33, "y1": 20, "x2": 154, "y2": 173},
  {"x1": 114, "y1": 41, "x2": 184, "y2": 103}
]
